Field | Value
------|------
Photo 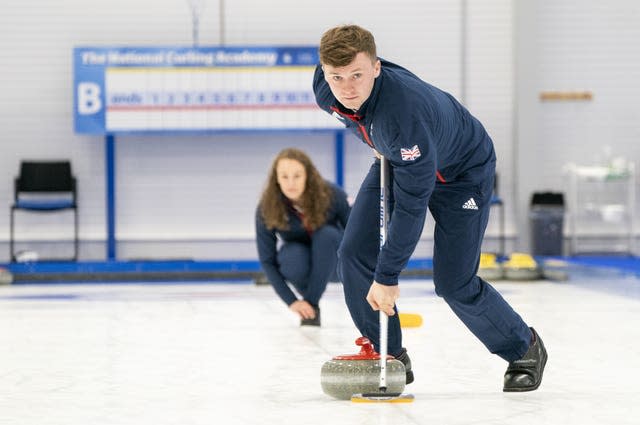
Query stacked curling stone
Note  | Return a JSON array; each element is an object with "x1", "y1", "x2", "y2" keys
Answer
[
  {"x1": 477, "y1": 252, "x2": 504, "y2": 281},
  {"x1": 321, "y1": 336, "x2": 406, "y2": 400},
  {"x1": 503, "y1": 252, "x2": 542, "y2": 280},
  {"x1": 0, "y1": 267, "x2": 13, "y2": 285}
]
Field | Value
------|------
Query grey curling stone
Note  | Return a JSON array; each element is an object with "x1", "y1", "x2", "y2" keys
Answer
[
  {"x1": 320, "y1": 337, "x2": 406, "y2": 400},
  {"x1": 0, "y1": 268, "x2": 13, "y2": 285},
  {"x1": 477, "y1": 264, "x2": 504, "y2": 281},
  {"x1": 503, "y1": 265, "x2": 541, "y2": 280},
  {"x1": 321, "y1": 358, "x2": 406, "y2": 400},
  {"x1": 503, "y1": 253, "x2": 542, "y2": 281}
]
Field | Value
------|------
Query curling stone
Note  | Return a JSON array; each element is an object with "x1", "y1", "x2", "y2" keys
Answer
[
  {"x1": 0, "y1": 267, "x2": 13, "y2": 285},
  {"x1": 477, "y1": 252, "x2": 504, "y2": 281},
  {"x1": 540, "y1": 258, "x2": 570, "y2": 281},
  {"x1": 503, "y1": 252, "x2": 542, "y2": 280},
  {"x1": 321, "y1": 337, "x2": 406, "y2": 400}
]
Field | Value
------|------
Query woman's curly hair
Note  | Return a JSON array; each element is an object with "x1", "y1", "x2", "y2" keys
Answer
[{"x1": 259, "y1": 148, "x2": 333, "y2": 231}]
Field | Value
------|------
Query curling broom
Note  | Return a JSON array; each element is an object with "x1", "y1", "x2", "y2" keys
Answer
[{"x1": 351, "y1": 156, "x2": 415, "y2": 403}]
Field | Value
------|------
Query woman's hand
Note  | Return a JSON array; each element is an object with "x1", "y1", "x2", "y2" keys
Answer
[{"x1": 289, "y1": 300, "x2": 317, "y2": 319}]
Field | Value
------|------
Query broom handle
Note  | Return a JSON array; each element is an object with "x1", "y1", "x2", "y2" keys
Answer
[
  {"x1": 379, "y1": 155, "x2": 389, "y2": 391},
  {"x1": 379, "y1": 311, "x2": 388, "y2": 391}
]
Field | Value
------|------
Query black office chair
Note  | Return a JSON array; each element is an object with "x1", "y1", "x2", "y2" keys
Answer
[
  {"x1": 10, "y1": 161, "x2": 78, "y2": 262},
  {"x1": 489, "y1": 173, "x2": 505, "y2": 258}
]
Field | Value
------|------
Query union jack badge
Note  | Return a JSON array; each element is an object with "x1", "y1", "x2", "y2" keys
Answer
[{"x1": 400, "y1": 145, "x2": 421, "y2": 161}]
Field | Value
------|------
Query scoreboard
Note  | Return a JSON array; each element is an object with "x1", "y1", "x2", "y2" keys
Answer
[{"x1": 73, "y1": 46, "x2": 339, "y2": 134}]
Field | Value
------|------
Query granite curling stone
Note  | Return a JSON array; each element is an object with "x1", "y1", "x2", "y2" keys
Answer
[
  {"x1": 503, "y1": 252, "x2": 542, "y2": 280},
  {"x1": 477, "y1": 252, "x2": 504, "y2": 281},
  {"x1": 321, "y1": 337, "x2": 406, "y2": 400}
]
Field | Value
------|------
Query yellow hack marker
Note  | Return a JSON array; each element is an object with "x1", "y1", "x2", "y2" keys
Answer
[{"x1": 399, "y1": 313, "x2": 423, "y2": 328}]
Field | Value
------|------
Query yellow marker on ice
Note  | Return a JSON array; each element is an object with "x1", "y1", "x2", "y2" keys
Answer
[{"x1": 399, "y1": 313, "x2": 423, "y2": 328}]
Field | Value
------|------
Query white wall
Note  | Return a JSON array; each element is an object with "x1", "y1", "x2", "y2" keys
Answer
[
  {"x1": 0, "y1": 0, "x2": 637, "y2": 262},
  {"x1": 515, "y1": 0, "x2": 640, "y2": 254}
]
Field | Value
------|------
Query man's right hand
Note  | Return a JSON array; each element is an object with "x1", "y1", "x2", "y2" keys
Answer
[{"x1": 366, "y1": 281, "x2": 399, "y2": 316}]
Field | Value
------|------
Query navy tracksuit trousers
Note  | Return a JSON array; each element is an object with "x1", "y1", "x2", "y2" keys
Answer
[
  {"x1": 277, "y1": 225, "x2": 342, "y2": 306},
  {"x1": 338, "y1": 160, "x2": 531, "y2": 362}
]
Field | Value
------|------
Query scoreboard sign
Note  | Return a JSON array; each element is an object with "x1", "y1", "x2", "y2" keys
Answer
[{"x1": 73, "y1": 46, "x2": 339, "y2": 134}]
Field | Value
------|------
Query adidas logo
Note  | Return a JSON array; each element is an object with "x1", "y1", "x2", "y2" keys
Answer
[{"x1": 462, "y1": 198, "x2": 478, "y2": 210}]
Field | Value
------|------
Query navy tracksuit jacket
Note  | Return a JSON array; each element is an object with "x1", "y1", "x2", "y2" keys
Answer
[
  {"x1": 255, "y1": 182, "x2": 350, "y2": 307},
  {"x1": 314, "y1": 59, "x2": 530, "y2": 362}
]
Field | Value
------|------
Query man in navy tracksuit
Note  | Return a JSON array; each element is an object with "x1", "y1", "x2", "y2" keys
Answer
[{"x1": 313, "y1": 24, "x2": 547, "y2": 392}]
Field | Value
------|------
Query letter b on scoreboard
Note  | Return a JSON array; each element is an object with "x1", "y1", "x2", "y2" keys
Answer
[
  {"x1": 74, "y1": 80, "x2": 106, "y2": 134},
  {"x1": 78, "y1": 83, "x2": 102, "y2": 115}
]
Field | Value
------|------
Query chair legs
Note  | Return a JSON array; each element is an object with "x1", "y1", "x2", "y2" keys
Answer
[
  {"x1": 73, "y1": 207, "x2": 79, "y2": 261},
  {"x1": 9, "y1": 207, "x2": 78, "y2": 262},
  {"x1": 9, "y1": 207, "x2": 16, "y2": 262}
]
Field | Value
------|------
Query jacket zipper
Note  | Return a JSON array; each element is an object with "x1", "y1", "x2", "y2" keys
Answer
[
  {"x1": 330, "y1": 106, "x2": 446, "y2": 183},
  {"x1": 330, "y1": 107, "x2": 374, "y2": 148}
]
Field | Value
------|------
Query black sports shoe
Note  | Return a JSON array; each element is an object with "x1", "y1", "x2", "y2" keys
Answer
[
  {"x1": 300, "y1": 305, "x2": 321, "y2": 327},
  {"x1": 503, "y1": 327, "x2": 547, "y2": 392},
  {"x1": 394, "y1": 348, "x2": 414, "y2": 384}
]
